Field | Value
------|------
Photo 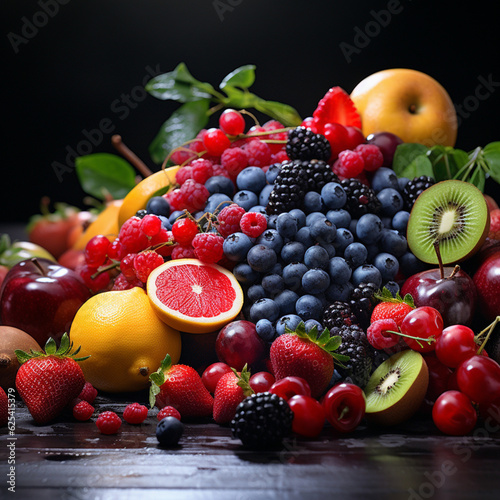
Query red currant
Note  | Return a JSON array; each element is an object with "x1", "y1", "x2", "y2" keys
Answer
[
  {"x1": 84, "y1": 235, "x2": 110, "y2": 267},
  {"x1": 80, "y1": 265, "x2": 110, "y2": 293},
  {"x1": 435, "y1": 324, "x2": 477, "y2": 368},
  {"x1": 120, "y1": 253, "x2": 138, "y2": 280},
  {"x1": 456, "y1": 355, "x2": 500, "y2": 406},
  {"x1": 203, "y1": 128, "x2": 231, "y2": 156},
  {"x1": 171, "y1": 218, "x2": 199, "y2": 246},
  {"x1": 140, "y1": 214, "x2": 162, "y2": 237},
  {"x1": 432, "y1": 390, "x2": 477, "y2": 435},
  {"x1": 201, "y1": 362, "x2": 232, "y2": 393},
  {"x1": 219, "y1": 109, "x2": 246, "y2": 136},
  {"x1": 400, "y1": 306, "x2": 443, "y2": 353},
  {"x1": 322, "y1": 383, "x2": 366, "y2": 433},
  {"x1": 107, "y1": 239, "x2": 122, "y2": 260},
  {"x1": 269, "y1": 376, "x2": 311, "y2": 401},
  {"x1": 288, "y1": 395, "x2": 326, "y2": 438},
  {"x1": 249, "y1": 371, "x2": 276, "y2": 393}
]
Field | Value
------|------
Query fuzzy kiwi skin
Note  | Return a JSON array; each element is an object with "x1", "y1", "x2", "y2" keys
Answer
[{"x1": 364, "y1": 351, "x2": 429, "y2": 427}]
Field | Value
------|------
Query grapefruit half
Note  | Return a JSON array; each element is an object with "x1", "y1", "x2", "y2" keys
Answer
[{"x1": 147, "y1": 258, "x2": 244, "y2": 334}]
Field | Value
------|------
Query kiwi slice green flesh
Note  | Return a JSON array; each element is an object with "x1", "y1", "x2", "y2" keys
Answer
[
  {"x1": 407, "y1": 180, "x2": 489, "y2": 265},
  {"x1": 364, "y1": 349, "x2": 428, "y2": 426}
]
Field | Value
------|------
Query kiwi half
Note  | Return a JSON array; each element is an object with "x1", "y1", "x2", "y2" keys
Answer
[
  {"x1": 407, "y1": 180, "x2": 489, "y2": 265},
  {"x1": 364, "y1": 349, "x2": 428, "y2": 426}
]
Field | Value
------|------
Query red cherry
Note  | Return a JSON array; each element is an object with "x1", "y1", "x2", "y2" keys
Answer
[
  {"x1": 322, "y1": 383, "x2": 366, "y2": 433},
  {"x1": 435, "y1": 324, "x2": 477, "y2": 368},
  {"x1": 400, "y1": 306, "x2": 444, "y2": 353},
  {"x1": 269, "y1": 376, "x2": 311, "y2": 401},
  {"x1": 249, "y1": 371, "x2": 275, "y2": 393},
  {"x1": 203, "y1": 128, "x2": 231, "y2": 156},
  {"x1": 201, "y1": 362, "x2": 232, "y2": 393},
  {"x1": 288, "y1": 395, "x2": 326, "y2": 438},
  {"x1": 432, "y1": 390, "x2": 477, "y2": 435},
  {"x1": 456, "y1": 355, "x2": 500, "y2": 406}
]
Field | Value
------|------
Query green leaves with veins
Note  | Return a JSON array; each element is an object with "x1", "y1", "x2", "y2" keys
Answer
[
  {"x1": 145, "y1": 63, "x2": 302, "y2": 164},
  {"x1": 392, "y1": 142, "x2": 500, "y2": 192}
]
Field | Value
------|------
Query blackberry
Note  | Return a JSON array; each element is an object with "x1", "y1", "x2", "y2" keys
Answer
[
  {"x1": 402, "y1": 175, "x2": 435, "y2": 210},
  {"x1": 330, "y1": 324, "x2": 374, "y2": 388},
  {"x1": 286, "y1": 126, "x2": 331, "y2": 162},
  {"x1": 341, "y1": 178, "x2": 381, "y2": 218},
  {"x1": 322, "y1": 301, "x2": 359, "y2": 329},
  {"x1": 303, "y1": 159, "x2": 339, "y2": 193},
  {"x1": 349, "y1": 282, "x2": 379, "y2": 330},
  {"x1": 230, "y1": 392, "x2": 293, "y2": 449},
  {"x1": 266, "y1": 160, "x2": 308, "y2": 215}
]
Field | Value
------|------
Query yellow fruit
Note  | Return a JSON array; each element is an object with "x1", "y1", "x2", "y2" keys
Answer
[
  {"x1": 350, "y1": 68, "x2": 457, "y2": 147},
  {"x1": 73, "y1": 200, "x2": 123, "y2": 250},
  {"x1": 147, "y1": 259, "x2": 244, "y2": 334},
  {"x1": 118, "y1": 167, "x2": 179, "y2": 227},
  {"x1": 69, "y1": 287, "x2": 181, "y2": 393}
]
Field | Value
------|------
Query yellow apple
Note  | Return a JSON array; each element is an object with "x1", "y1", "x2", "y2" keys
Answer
[{"x1": 350, "y1": 69, "x2": 457, "y2": 147}]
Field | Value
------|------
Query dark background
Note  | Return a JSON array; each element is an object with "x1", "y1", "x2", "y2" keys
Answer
[{"x1": 2, "y1": 0, "x2": 500, "y2": 224}]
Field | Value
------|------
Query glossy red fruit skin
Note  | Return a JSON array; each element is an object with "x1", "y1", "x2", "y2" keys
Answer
[
  {"x1": 401, "y1": 267, "x2": 477, "y2": 327},
  {"x1": 288, "y1": 395, "x2": 326, "y2": 438},
  {"x1": 435, "y1": 325, "x2": 478, "y2": 368},
  {"x1": 432, "y1": 390, "x2": 477, "y2": 435},
  {"x1": 479, "y1": 397, "x2": 500, "y2": 427},
  {"x1": 201, "y1": 362, "x2": 232, "y2": 394},
  {"x1": 249, "y1": 371, "x2": 275, "y2": 393},
  {"x1": 473, "y1": 251, "x2": 500, "y2": 321},
  {"x1": 269, "y1": 376, "x2": 311, "y2": 401},
  {"x1": 420, "y1": 355, "x2": 453, "y2": 413},
  {"x1": 365, "y1": 132, "x2": 403, "y2": 168},
  {"x1": 400, "y1": 306, "x2": 444, "y2": 353},
  {"x1": 322, "y1": 383, "x2": 365, "y2": 433},
  {"x1": 456, "y1": 355, "x2": 500, "y2": 406}
]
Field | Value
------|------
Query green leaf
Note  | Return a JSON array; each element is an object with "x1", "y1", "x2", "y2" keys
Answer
[
  {"x1": 220, "y1": 65, "x2": 256, "y2": 90},
  {"x1": 44, "y1": 337, "x2": 57, "y2": 355},
  {"x1": 222, "y1": 86, "x2": 260, "y2": 108},
  {"x1": 56, "y1": 333, "x2": 70, "y2": 356},
  {"x1": 483, "y1": 142, "x2": 500, "y2": 184},
  {"x1": 325, "y1": 335, "x2": 342, "y2": 352},
  {"x1": 15, "y1": 350, "x2": 34, "y2": 365},
  {"x1": 253, "y1": 99, "x2": 302, "y2": 127},
  {"x1": 470, "y1": 165, "x2": 486, "y2": 191},
  {"x1": 401, "y1": 154, "x2": 434, "y2": 179},
  {"x1": 149, "y1": 99, "x2": 210, "y2": 164},
  {"x1": 0, "y1": 234, "x2": 10, "y2": 255},
  {"x1": 75, "y1": 153, "x2": 136, "y2": 200},
  {"x1": 428, "y1": 145, "x2": 468, "y2": 182},
  {"x1": 392, "y1": 143, "x2": 429, "y2": 177}
]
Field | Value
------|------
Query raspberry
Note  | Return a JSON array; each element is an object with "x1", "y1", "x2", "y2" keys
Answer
[
  {"x1": 203, "y1": 128, "x2": 231, "y2": 156},
  {"x1": 170, "y1": 147, "x2": 196, "y2": 166},
  {"x1": 355, "y1": 144, "x2": 384, "y2": 172},
  {"x1": 219, "y1": 109, "x2": 246, "y2": 136},
  {"x1": 123, "y1": 402, "x2": 148, "y2": 424},
  {"x1": 78, "y1": 381, "x2": 98, "y2": 404},
  {"x1": 133, "y1": 250, "x2": 164, "y2": 282},
  {"x1": 217, "y1": 204, "x2": 246, "y2": 238},
  {"x1": 140, "y1": 214, "x2": 162, "y2": 237},
  {"x1": 239, "y1": 212, "x2": 267, "y2": 238},
  {"x1": 166, "y1": 188, "x2": 185, "y2": 212},
  {"x1": 221, "y1": 147, "x2": 248, "y2": 175},
  {"x1": 212, "y1": 163, "x2": 232, "y2": 179},
  {"x1": 171, "y1": 245, "x2": 196, "y2": 260},
  {"x1": 120, "y1": 253, "x2": 137, "y2": 279},
  {"x1": 333, "y1": 150, "x2": 365, "y2": 178},
  {"x1": 73, "y1": 400, "x2": 94, "y2": 421},
  {"x1": 119, "y1": 217, "x2": 150, "y2": 254},
  {"x1": 271, "y1": 150, "x2": 289, "y2": 164},
  {"x1": 157, "y1": 406, "x2": 181, "y2": 421},
  {"x1": 192, "y1": 233, "x2": 224, "y2": 263},
  {"x1": 175, "y1": 166, "x2": 193, "y2": 185},
  {"x1": 367, "y1": 319, "x2": 400, "y2": 350},
  {"x1": 172, "y1": 218, "x2": 199, "y2": 246},
  {"x1": 150, "y1": 229, "x2": 175, "y2": 257},
  {"x1": 112, "y1": 273, "x2": 144, "y2": 290},
  {"x1": 189, "y1": 138, "x2": 205, "y2": 154},
  {"x1": 96, "y1": 411, "x2": 122, "y2": 434},
  {"x1": 244, "y1": 139, "x2": 272, "y2": 167},
  {"x1": 191, "y1": 158, "x2": 214, "y2": 184},
  {"x1": 323, "y1": 122, "x2": 351, "y2": 158},
  {"x1": 262, "y1": 120, "x2": 287, "y2": 154},
  {"x1": 84, "y1": 235, "x2": 110, "y2": 267},
  {"x1": 179, "y1": 179, "x2": 210, "y2": 213}
]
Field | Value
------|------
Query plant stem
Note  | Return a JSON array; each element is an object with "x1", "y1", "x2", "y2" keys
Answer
[
  {"x1": 112, "y1": 135, "x2": 153, "y2": 178},
  {"x1": 476, "y1": 316, "x2": 500, "y2": 355}
]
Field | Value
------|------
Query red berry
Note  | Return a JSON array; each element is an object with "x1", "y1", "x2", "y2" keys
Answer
[
  {"x1": 217, "y1": 204, "x2": 246, "y2": 237},
  {"x1": 422, "y1": 355, "x2": 453, "y2": 411},
  {"x1": 96, "y1": 411, "x2": 122, "y2": 434},
  {"x1": 202, "y1": 362, "x2": 233, "y2": 393},
  {"x1": 133, "y1": 250, "x2": 164, "y2": 283},
  {"x1": 150, "y1": 229, "x2": 175, "y2": 257},
  {"x1": 367, "y1": 319, "x2": 400, "y2": 350},
  {"x1": 262, "y1": 120, "x2": 287, "y2": 154},
  {"x1": 171, "y1": 245, "x2": 196, "y2": 260},
  {"x1": 123, "y1": 402, "x2": 148, "y2": 424},
  {"x1": 172, "y1": 218, "x2": 199, "y2": 246},
  {"x1": 191, "y1": 158, "x2": 214, "y2": 184},
  {"x1": 323, "y1": 122, "x2": 350, "y2": 158},
  {"x1": 400, "y1": 306, "x2": 444, "y2": 353},
  {"x1": 312, "y1": 87, "x2": 362, "y2": 131},
  {"x1": 221, "y1": 147, "x2": 248, "y2": 175},
  {"x1": 140, "y1": 214, "x2": 162, "y2": 237},
  {"x1": 179, "y1": 179, "x2": 210, "y2": 213},
  {"x1": 72, "y1": 400, "x2": 94, "y2": 421},
  {"x1": 243, "y1": 139, "x2": 272, "y2": 167},
  {"x1": 175, "y1": 166, "x2": 193, "y2": 185},
  {"x1": 219, "y1": 109, "x2": 246, "y2": 136},
  {"x1": 120, "y1": 252, "x2": 138, "y2": 279},
  {"x1": 119, "y1": 217, "x2": 150, "y2": 254},
  {"x1": 170, "y1": 148, "x2": 196, "y2": 166},
  {"x1": 249, "y1": 371, "x2": 276, "y2": 393},
  {"x1": 432, "y1": 390, "x2": 477, "y2": 435},
  {"x1": 203, "y1": 128, "x2": 231, "y2": 156},
  {"x1": 80, "y1": 264, "x2": 110, "y2": 293},
  {"x1": 322, "y1": 383, "x2": 366, "y2": 433},
  {"x1": 107, "y1": 239, "x2": 122, "y2": 260},
  {"x1": 112, "y1": 273, "x2": 144, "y2": 290},
  {"x1": 78, "y1": 381, "x2": 98, "y2": 404},
  {"x1": 269, "y1": 376, "x2": 311, "y2": 401},
  {"x1": 191, "y1": 233, "x2": 224, "y2": 264},
  {"x1": 345, "y1": 126, "x2": 365, "y2": 150},
  {"x1": 157, "y1": 406, "x2": 181, "y2": 421},
  {"x1": 355, "y1": 144, "x2": 383, "y2": 172},
  {"x1": 288, "y1": 394, "x2": 326, "y2": 438},
  {"x1": 333, "y1": 150, "x2": 365, "y2": 178},
  {"x1": 456, "y1": 355, "x2": 500, "y2": 406},
  {"x1": 239, "y1": 212, "x2": 267, "y2": 238},
  {"x1": 166, "y1": 188, "x2": 185, "y2": 212},
  {"x1": 435, "y1": 325, "x2": 478, "y2": 368},
  {"x1": 84, "y1": 235, "x2": 110, "y2": 267}
]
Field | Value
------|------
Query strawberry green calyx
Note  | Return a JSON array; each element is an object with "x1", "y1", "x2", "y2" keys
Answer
[
  {"x1": 14, "y1": 332, "x2": 90, "y2": 365},
  {"x1": 231, "y1": 364, "x2": 254, "y2": 398},
  {"x1": 285, "y1": 322, "x2": 350, "y2": 366},
  {"x1": 374, "y1": 287, "x2": 415, "y2": 308},
  {"x1": 149, "y1": 353, "x2": 173, "y2": 408}
]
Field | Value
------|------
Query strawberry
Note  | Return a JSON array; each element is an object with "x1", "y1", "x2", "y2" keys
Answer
[
  {"x1": 213, "y1": 365, "x2": 254, "y2": 424},
  {"x1": 270, "y1": 322, "x2": 349, "y2": 399},
  {"x1": 312, "y1": 87, "x2": 362, "y2": 133},
  {"x1": 370, "y1": 288, "x2": 415, "y2": 328},
  {"x1": 149, "y1": 354, "x2": 213, "y2": 418},
  {"x1": 15, "y1": 333, "x2": 88, "y2": 424},
  {"x1": 0, "y1": 387, "x2": 8, "y2": 426}
]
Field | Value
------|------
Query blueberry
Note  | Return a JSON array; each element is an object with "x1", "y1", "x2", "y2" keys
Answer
[
  {"x1": 255, "y1": 319, "x2": 276, "y2": 342},
  {"x1": 232, "y1": 263, "x2": 260, "y2": 285},
  {"x1": 326, "y1": 209, "x2": 351, "y2": 229},
  {"x1": 295, "y1": 226, "x2": 314, "y2": 247},
  {"x1": 398, "y1": 177, "x2": 411, "y2": 191},
  {"x1": 373, "y1": 252, "x2": 400, "y2": 281},
  {"x1": 281, "y1": 241, "x2": 306, "y2": 264},
  {"x1": 321, "y1": 182, "x2": 347, "y2": 209},
  {"x1": 381, "y1": 216, "x2": 393, "y2": 229},
  {"x1": 247, "y1": 245, "x2": 277, "y2": 273},
  {"x1": 276, "y1": 314, "x2": 302, "y2": 336},
  {"x1": 276, "y1": 212, "x2": 298, "y2": 239},
  {"x1": 259, "y1": 184, "x2": 274, "y2": 206},
  {"x1": 157, "y1": 215, "x2": 172, "y2": 230},
  {"x1": 205, "y1": 193, "x2": 232, "y2": 214},
  {"x1": 325, "y1": 281, "x2": 354, "y2": 302},
  {"x1": 248, "y1": 205, "x2": 268, "y2": 216},
  {"x1": 266, "y1": 163, "x2": 281, "y2": 184},
  {"x1": 274, "y1": 289, "x2": 300, "y2": 315},
  {"x1": 304, "y1": 245, "x2": 330, "y2": 269},
  {"x1": 283, "y1": 262, "x2": 308, "y2": 291},
  {"x1": 352, "y1": 264, "x2": 383, "y2": 288},
  {"x1": 371, "y1": 167, "x2": 399, "y2": 192},
  {"x1": 377, "y1": 188, "x2": 404, "y2": 217},
  {"x1": 270, "y1": 262, "x2": 283, "y2": 275},
  {"x1": 384, "y1": 280, "x2": 400, "y2": 297},
  {"x1": 328, "y1": 256, "x2": 352, "y2": 285},
  {"x1": 304, "y1": 319, "x2": 323, "y2": 333},
  {"x1": 261, "y1": 273, "x2": 285, "y2": 296},
  {"x1": 344, "y1": 242, "x2": 368, "y2": 268},
  {"x1": 168, "y1": 210, "x2": 184, "y2": 224},
  {"x1": 320, "y1": 243, "x2": 336, "y2": 258},
  {"x1": 146, "y1": 196, "x2": 170, "y2": 217},
  {"x1": 233, "y1": 190, "x2": 259, "y2": 211},
  {"x1": 205, "y1": 176, "x2": 235, "y2": 197},
  {"x1": 289, "y1": 208, "x2": 306, "y2": 228},
  {"x1": 310, "y1": 217, "x2": 336, "y2": 244},
  {"x1": 334, "y1": 228, "x2": 354, "y2": 253},
  {"x1": 400, "y1": 251, "x2": 427, "y2": 276},
  {"x1": 247, "y1": 284, "x2": 266, "y2": 302},
  {"x1": 303, "y1": 191, "x2": 324, "y2": 213},
  {"x1": 305, "y1": 211, "x2": 325, "y2": 226},
  {"x1": 156, "y1": 417, "x2": 184, "y2": 447},
  {"x1": 223, "y1": 232, "x2": 254, "y2": 262},
  {"x1": 392, "y1": 210, "x2": 410, "y2": 234},
  {"x1": 250, "y1": 298, "x2": 280, "y2": 323},
  {"x1": 379, "y1": 229, "x2": 408, "y2": 257},
  {"x1": 236, "y1": 166, "x2": 267, "y2": 193},
  {"x1": 302, "y1": 268, "x2": 330, "y2": 294},
  {"x1": 356, "y1": 213, "x2": 383, "y2": 244},
  {"x1": 256, "y1": 229, "x2": 284, "y2": 253},
  {"x1": 267, "y1": 214, "x2": 278, "y2": 229},
  {"x1": 295, "y1": 294, "x2": 323, "y2": 321}
]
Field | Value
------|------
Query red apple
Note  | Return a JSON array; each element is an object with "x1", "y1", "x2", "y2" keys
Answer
[
  {"x1": 0, "y1": 258, "x2": 90, "y2": 346},
  {"x1": 401, "y1": 266, "x2": 477, "y2": 327},
  {"x1": 473, "y1": 250, "x2": 500, "y2": 321}
]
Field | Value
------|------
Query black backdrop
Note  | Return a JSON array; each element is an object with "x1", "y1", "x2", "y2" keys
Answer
[{"x1": 2, "y1": 0, "x2": 500, "y2": 223}]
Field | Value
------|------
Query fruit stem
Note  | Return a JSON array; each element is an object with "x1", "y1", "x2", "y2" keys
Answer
[
  {"x1": 448, "y1": 265, "x2": 460, "y2": 279},
  {"x1": 388, "y1": 329, "x2": 436, "y2": 347},
  {"x1": 112, "y1": 135, "x2": 153, "y2": 178},
  {"x1": 337, "y1": 405, "x2": 350, "y2": 421},
  {"x1": 476, "y1": 316, "x2": 500, "y2": 355},
  {"x1": 31, "y1": 258, "x2": 47, "y2": 276},
  {"x1": 433, "y1": 241, "x2": 445, "y2": 280},
  {"x1": 90, "y1": 260, "x2": 120, "y2": 280}
]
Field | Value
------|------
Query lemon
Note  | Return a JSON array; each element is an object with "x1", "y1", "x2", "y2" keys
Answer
[{"x1": 69, "y1": 287, "x2": 181, "y2": 392}]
